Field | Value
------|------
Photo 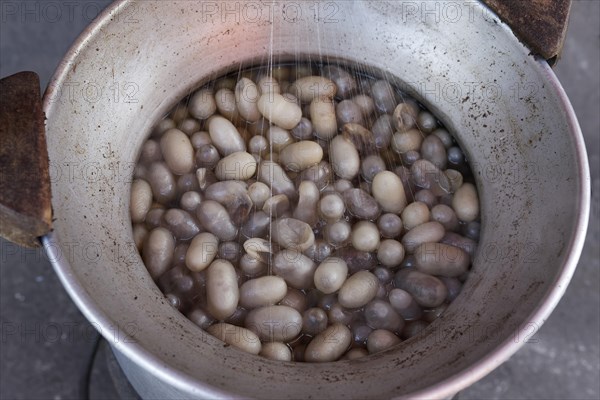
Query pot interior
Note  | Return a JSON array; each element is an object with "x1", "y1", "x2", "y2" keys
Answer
[{"x1": 44, "y1": 1, "x2": 587, "y2": 398}]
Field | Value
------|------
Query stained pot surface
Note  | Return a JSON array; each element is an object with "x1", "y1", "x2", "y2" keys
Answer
[{"x1": 43, "y1": 1, "x2": 589, "y2": 398}]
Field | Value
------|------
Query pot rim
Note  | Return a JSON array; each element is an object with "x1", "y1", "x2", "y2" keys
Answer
[{"x1": 41, "y1": 1, "x2": 591, "y2": 398}]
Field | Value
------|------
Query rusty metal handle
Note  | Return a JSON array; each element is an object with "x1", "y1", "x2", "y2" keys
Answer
[
  {"x1": 0, "y1": 71, "x2": 52, "y2": 248},
  {"x1": 483, "y1": 0, "x2": 572, "y2": 65}
]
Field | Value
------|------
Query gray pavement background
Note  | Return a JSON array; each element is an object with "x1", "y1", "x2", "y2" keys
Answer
[{"x1": 0, "y1": 1, "x2": 598, "y2": 399}]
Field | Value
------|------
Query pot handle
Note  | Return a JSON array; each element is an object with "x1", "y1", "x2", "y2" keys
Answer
[
  {"x1": 0, "y1": 71, "x2": 52, "y2": 248},
  {"x1": 483, "y1": 0, "x2": 572, "y2": 65}
]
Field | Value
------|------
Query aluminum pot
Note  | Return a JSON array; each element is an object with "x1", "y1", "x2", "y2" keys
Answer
[{"x1": 37, "y1": 0, "x2": 589, "y2": 398}]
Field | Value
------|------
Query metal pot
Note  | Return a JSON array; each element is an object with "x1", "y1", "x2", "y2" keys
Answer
[{"x1": 16, "y1": 0, "x2": 589, "y2": 398}]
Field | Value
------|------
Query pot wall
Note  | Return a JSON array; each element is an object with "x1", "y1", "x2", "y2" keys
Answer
[{"x1": 43, "y1": 1, "x2": 589, "y2": 398}]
